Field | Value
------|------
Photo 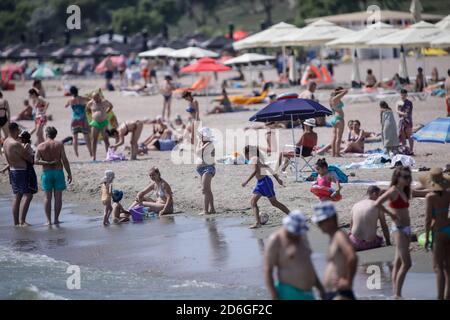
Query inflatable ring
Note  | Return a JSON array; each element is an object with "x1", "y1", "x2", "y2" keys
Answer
[
  {"x1": 276, "y1": 92, "x2": 299, "y2": 101},
  {"x1": 310, "y1": 185, "x2": 342, "y2": 202}
]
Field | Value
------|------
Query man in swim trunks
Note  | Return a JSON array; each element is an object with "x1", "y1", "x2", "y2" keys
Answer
[
  {"x1": 86, "y1": 90, "x2": 112, "y2": 161},
  {"x1": 35, "y1": 126, "x2": 72, "y2": 225},
  {"x1": 265, "y1": 210, "x2": 325, "y2": 300},
  {"x1": 349, "y1": 186, "x2": 391, "y2": 251},
  {"x1": 313, "y1": 201, "x2": 358, "y2": 300},
  {"x1": 2, "y1": 122, "x2": 37, "y2": 226},
  {"x1": 445, "y1": 69, "x2": 450, "y2": 117},
  {"x1": 396, "y1": 89, "x2": 414, "y2": 154}
]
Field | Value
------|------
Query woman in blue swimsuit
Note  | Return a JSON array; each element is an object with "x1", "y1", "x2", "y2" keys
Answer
[
  {"x1": 329, "y1": 87, "x2": 348, "y2": 157},
  {"x1": 422, "y1": 168, "x2": 450, "y2": 300}
]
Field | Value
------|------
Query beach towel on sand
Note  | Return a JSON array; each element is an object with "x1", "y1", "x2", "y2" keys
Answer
[{"x1": 106, "y1": 148, "x2": 126, "y2": 161}]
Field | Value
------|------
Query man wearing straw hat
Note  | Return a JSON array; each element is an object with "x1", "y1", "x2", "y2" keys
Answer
[
  {"x1": 264, "y1": 210, "x2": 325, "y2": 300},
  {"x1": 313, "y1": 202, "x2": 358, "y2": 300}
]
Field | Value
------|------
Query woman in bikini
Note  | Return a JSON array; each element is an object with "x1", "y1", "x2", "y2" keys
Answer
[
  {"x1": 375, "y1": 166, "x2": 427, "y2": 298},
  {"x1": 130, "y1": 167, "x2": 173, "y2": 216},
  {"x1": 86, "y1": 89, "x2": 113, "y2": 161},
  {"x1": 161, "y1": 75, "x2": 174, "y2": 120},
  {"x1": 343, "y1": 120, "x2": 365, "y2": 154},
  {"x1": 109, "y1": 120, "x2": 144, "y2": 160},
  {"x1": 28, "y1": 88, "x2": 49, "y2": 145},
  {"x1": 329, "y1": 87, "x2": 348, "y2": 157},
  {"x1": 0, "y1": 91, "x2": 10, "y2": 140},
  {"x1": 64, "y1": 86, "x2": 92, "y2": 158},
  {"x1": 195, "y1": 127, "x2": 216, "y2": 215},
  {"x1": 421, "y1": 168, "x2": 450, "y2": 300}
]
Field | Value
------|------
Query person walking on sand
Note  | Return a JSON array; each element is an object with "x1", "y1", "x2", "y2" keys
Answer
[
  {"x1": 0, "y1": 91, "x2": 11, "y2": 140},
  {"x1": 194, "y1": 127, "x2": 216, "y2": 215},
  {"x1": 35, "y1": 126, "x2": 72, "y2": 225},
  {"x1": 396, "y1": 89, "x2": 414, "y2": 154},
  {"x1": 313, "y1": 201, "x2": 358, "y2": 300},
  {"x1": 28, "y1": 88, "x2": 49, "y2": 145},
  {"x1": 242, "y1": 145, "x2": 290, "y2": 229},
  {"x1": 374, "y1": 166, "x2": 428, "y2": 298},
  {"x1": 265, "y1": 210, "x2": 326, "y2": 300},
  {"x1": 64, "y1": 86, "x2": 92, "y2": 158},
  {"x1": 161, "y1": 75, "x2": 174, "y2": 120},
  {"x1": 329, "y1": 87, "x2": 348, "y2": 157},
  {"x1": 2, "y1": 123, "x2": 37, "y2": 226},
  {"x1": 421, "y1": 168, "x2": 450, "y2": 300},
  {"x1": 108, "y1": 120, "x2": 144, "y2": 160},
  {"x1": 349, "y1": 186, "x2": 391, "y2": 251},
  {"x1": 130, "y1": 167, "x2": 173, "y2": 216},
  {"x1": 86, "y1": 89, "x2": 113, "y2": 161},
  {"x1": 445, "y1": 69, "x2": 450, "y2": 117}
]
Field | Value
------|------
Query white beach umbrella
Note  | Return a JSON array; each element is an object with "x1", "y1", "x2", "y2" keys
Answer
[
  {"x1": 169, "y1": 47, "x2": 219, "y2": 59},
  {"x1": 31, "y1": 65, "x2": 55, "y2": 79},
  {"x1": 399, "y1": 46, "x2": 409, "y2": 80},
  {"x1": 368, "y1": 21, "x2": 441, "y2": 48},
  {"x1": 430, "y1": 33, "x2": 450, "y2": 48},
  {"x1": 326, "y1": 22, "x2": 396, "y2": 49},
  {"x1": 232, "y1": 22, "x2": 299, "y2": 50},
  {"x1": 410, "y1": 0, "x2": 423, "y2": 23},
  {"x1": 223, "y1": 53, "x2": 275, "y2": 65},
  {"x1": 138, "y1": 47, "x2": 175, "y2": 58},
  {"x1": 272, "y1": 19, "x2": 353, "y2": 47},
  {"x1": 351, "y1": 50, "x2": 361, "y2": 84},
  {"x1": 435, "y1": 14, "x2": 450, "y2": 29}
]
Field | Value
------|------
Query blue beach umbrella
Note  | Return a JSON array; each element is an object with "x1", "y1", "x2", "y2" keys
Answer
[
  {"x1": 413, "y1": 117, "x2": 450, "y2": 143},
  {"x1": 249, "y1": 98, "x2": 332, "y2": 181}
]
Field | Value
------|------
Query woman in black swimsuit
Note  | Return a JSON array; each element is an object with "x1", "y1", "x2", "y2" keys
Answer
[{"x1": 0, "y1": 91, "x2": 11, "y2": 139}]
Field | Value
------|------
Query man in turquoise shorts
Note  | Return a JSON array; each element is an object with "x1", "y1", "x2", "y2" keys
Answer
[
  {"x1": 35, "y1": 126, "x2": 72, "y2": 225},
  {"x1": 264, "y1": 210, "x2": 325, "y2": 300}
]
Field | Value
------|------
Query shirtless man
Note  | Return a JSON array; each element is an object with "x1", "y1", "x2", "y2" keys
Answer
[
  {"x1": 109, "y1": 120, "x2": 144, "y2": 160},
  {"x1": 313, "y1": 201, "x2": 358, "y2": 300},
  {"x1": 86, "y1": 90, "x2": 113, "y2": 161},
  {"x1": 2, "y1": 122, "x2": 36, "y2": 226},
  {"x1": 445, "y1": 69, "x2": 450, "y2": 117},
  {"x1": 0, "y1": 91, "x2": 11, "y2": 139},
  {"x1": 265, "y1": 210, "x2": 325, "y2": 300},
  {"x1": 35, "y1": 126, "x2": 72, "y2": 225},
  {"x1": 349, "y1": 186, "x2": 391, "y2": 251}
]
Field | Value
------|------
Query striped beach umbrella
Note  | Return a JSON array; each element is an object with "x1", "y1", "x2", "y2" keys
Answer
[{"x1": 412, "y1": 117, "x2": 450, "y2": 143}]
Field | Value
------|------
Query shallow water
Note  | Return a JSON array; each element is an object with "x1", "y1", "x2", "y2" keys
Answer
[{"x1": 0, "y1": 197, "x2": 436, "y2": 300}]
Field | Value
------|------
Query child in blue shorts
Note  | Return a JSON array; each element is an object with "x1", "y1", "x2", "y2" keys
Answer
[{"x1": 242, "y1": 145, "x2": 290, "y2": 229}]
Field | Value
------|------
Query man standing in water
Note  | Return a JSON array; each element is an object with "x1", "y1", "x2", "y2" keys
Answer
[
  {"x1": 87, "y1": 90, "x2": 112, "y2": 161},
  {"x1": 264, "y1": 210, "x2": 325, "y2": 300},
  {"x1": 3, "y1": 122, "x2": 36, "y2": 226},
  {"x1": 35, "y1": 126, "x2": 72, "y2": 225},
  {"x1": 313, "y1": 201, "x2": 358, "y2": 300}
]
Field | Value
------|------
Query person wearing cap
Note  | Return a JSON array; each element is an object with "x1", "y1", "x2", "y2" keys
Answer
[
  {"x1": 242, "y1": 145, "x2": 290, "y2": 229},
  {"x1": 195, "y1": 127, "x2": 216, "y2": 215},
  {"x1": 313, "y1": 201, "x2": 358, "y2": 300},
  {"x1": 64, "y1": 86, "x2": 92, "y2": 158},
  {"x1": 396, "y1": 89, "x2": 414, "y2": 154},
  {"x1": 277, "y1": 118, "x2": 317, "y2": 173},
  {"x1": 349, "y1": 186, "x2": 391, "y2": 251},
  {"x1": 110, "y1": 189, "x2": 130, "y2": 223},
  {"x1": 421, "y1": 168, "x2": 450, "y2": 300},
  {"x1": 264, "y1": 210, "x2": 325, "y2": 300}
]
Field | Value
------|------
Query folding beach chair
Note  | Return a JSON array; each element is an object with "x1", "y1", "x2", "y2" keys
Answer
[{"x1": 283, "y1": 144, "x2": 316, "y2": 179}]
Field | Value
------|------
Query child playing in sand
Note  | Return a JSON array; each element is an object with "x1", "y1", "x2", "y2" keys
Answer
[
  {"x1": 311, "y1": 158, "x2": 342, "y2": 202},
  {"x1": 101, "y1": 170, "x2": 115, "y2": 225},
  {"x1": 242, "y1": 145, "x2": 290, "y2": 229},
  {"x1": 111, "y1": 189, "x2": 130, "y2": 223}
]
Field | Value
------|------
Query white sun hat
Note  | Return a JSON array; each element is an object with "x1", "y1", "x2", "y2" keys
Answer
[
  {"x1": 303, "y1": 118, "x2": 317, "y2": 127},
  {"x1": 282, "y1": 210, "x2": 309, "y2": 236},
  {"x1": 312, "y1": 201, "x2": 337, "y2": 224},
  {"x1": 197, "y1": 127, "x2": 215, "y2": 141}
]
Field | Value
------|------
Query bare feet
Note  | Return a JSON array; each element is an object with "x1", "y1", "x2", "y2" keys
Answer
[
  {"x1": 249, "y1": 223, "x2": 261, "y2": 229},
  {"x1": 54, "y1": 220, "x2": 61, "y2": 225},
  {"x1": 209, "y1": 210, "x2": 216, "y2": 214},
  {"x1": 20, "y1": 222, "x2": 32, "y2": 227},
  {"x1": 45, "y1": 221, "x2": 52, "y2": 226},
  {"x1": 198, "y1": 211, "x2": 208, "y2": 216}
]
